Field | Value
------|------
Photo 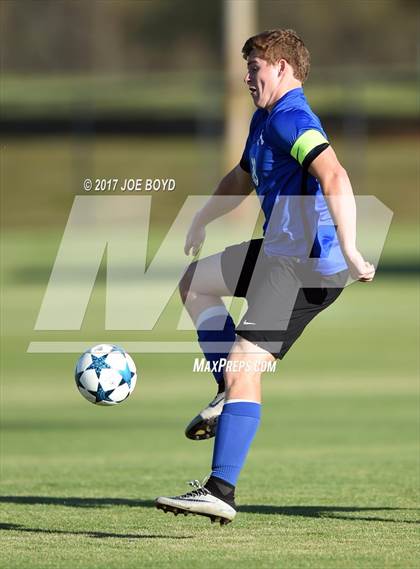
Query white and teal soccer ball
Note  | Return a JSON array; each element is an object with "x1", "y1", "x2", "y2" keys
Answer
[{"x1": 75, "y1": 344, "x2": 137, "y2": 405}]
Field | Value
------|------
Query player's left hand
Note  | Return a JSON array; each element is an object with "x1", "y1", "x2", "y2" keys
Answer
[{"x1": 345, "y1": 250, "x2": 375, "y2": 282}]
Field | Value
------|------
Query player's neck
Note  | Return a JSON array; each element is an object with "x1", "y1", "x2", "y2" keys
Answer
[{"x1": 267, "y1": 79, "x2": 302, "y2": 112}]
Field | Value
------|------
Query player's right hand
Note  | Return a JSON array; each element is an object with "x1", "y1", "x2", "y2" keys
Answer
[
  {"x1": 184, "y1": 219, "x2": 206, "y2": 256},
  {"x1": 345, "y1": 250, "x2": 375, "y2": 282}
]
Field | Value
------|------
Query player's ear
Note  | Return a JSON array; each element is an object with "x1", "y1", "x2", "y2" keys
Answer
[
  {"x1": 279, "y1": 59, "x2": 287, "y2": 75},
  {"x1": 277, "y1": 59, "x2": 286, "y2": 77}
]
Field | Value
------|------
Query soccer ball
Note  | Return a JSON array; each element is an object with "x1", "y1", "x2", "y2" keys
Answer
[{"x1": 75, "y1": 344, "x2": 137, "y2": 405}]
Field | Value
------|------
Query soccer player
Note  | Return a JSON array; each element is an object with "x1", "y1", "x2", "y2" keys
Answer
[{"x1": 156, "y1": 29, "x2": 375, "y2": 524}]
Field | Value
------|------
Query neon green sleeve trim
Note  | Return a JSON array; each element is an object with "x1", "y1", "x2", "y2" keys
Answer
[{"x1": 290, "y1": 129, "x2": 329, "y2": 165}]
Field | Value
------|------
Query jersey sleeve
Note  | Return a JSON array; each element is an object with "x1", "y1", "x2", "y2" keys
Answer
[
  {"x1": 239, "y1": 110, "x2": 264, "y2": 173},
  {"x1": 268, "y1": 109, "x2": 330, "y2": 169}
]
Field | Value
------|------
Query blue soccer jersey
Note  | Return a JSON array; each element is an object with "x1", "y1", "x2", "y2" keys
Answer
[{"x1": 240, "y1": 87, "x2": 347, "y2": 275}]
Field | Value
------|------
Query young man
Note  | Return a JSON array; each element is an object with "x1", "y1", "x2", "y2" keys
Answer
[{"x1": 155, "y1": 29, "x2": 374, "y2": 525}]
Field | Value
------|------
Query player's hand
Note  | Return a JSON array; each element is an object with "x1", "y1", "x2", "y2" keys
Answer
[
  {"x1": 345, "y1": 250, "x2": 375, "y2": 282},
  {"x1": 184, "y1": 217, "x2": 206, "y2": 256}
]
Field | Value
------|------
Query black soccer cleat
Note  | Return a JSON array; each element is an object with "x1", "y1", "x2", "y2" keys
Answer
[{"x1": 185, "y1": 391, "x2": 225, "y2": 440}]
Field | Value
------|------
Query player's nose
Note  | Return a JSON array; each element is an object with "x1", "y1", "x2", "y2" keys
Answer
[{"x1": 244, "y1": 71, "x2": 250, "y2": 84}]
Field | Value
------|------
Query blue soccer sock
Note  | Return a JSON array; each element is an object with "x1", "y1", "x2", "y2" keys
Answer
[
  {"x1": 196, "y1": 306, "x2": 236, "y2": 387},
  {"x1": 210, "y1": 400, "x2": 261, "y2": 486}
]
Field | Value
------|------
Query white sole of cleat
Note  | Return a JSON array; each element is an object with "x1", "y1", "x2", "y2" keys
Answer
[{"x1": 155, "y1": 501, "x2": 232, "y2": 526}]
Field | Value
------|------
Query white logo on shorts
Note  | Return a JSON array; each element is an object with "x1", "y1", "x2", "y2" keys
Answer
[{"x1": 243, "y1": 319, "x2": 256, "y2": 326}]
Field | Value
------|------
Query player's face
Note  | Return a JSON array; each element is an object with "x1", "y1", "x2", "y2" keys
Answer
[{"x1": 244, "y1": 53, "x2": 282, "y2": 110}]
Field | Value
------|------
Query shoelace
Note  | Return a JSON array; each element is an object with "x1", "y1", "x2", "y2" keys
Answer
[{"x1": 179, "y1": 479, "x2": 210, "y2": 498}]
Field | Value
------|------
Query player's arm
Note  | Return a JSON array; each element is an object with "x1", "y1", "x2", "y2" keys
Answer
[
  {"x1": 308, "y1": 146, "x2": 375, "y2": 282},
  {"x1": 184, "y1": 165, "x2": 253, "y2": 255}
]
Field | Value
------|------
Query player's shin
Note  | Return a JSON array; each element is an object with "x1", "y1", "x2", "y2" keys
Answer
[{"x1": 205, "y1": 400, "x2": 261, "y2": 500}]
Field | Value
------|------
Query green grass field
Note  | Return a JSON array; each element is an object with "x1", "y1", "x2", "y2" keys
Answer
[
  {"x1": 1, "y1": 226, "x2": 419, "y2": 568},
  {"x1": 1, "y1": 366, "x2": 418, "y2": 569}
]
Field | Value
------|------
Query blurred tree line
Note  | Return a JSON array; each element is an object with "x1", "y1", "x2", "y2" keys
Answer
[{"x1": 1, "y1": 0, "x2": 417, "y2": 74}]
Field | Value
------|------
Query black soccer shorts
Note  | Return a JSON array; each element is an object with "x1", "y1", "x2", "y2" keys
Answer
[{"x1": 220, "y1": 239, "x2": 348, "y2": 359}]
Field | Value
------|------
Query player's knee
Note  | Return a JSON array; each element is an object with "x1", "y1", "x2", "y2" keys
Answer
[
  {"x1": 224, "y1": 369, "x2": 260, "y2": 392},
  {"x1": 178, "y1": 262, "x2": 198, "y2": 304},
  {"x1": 224, "y1": 371, "x2": 239, "y2": 392}
]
